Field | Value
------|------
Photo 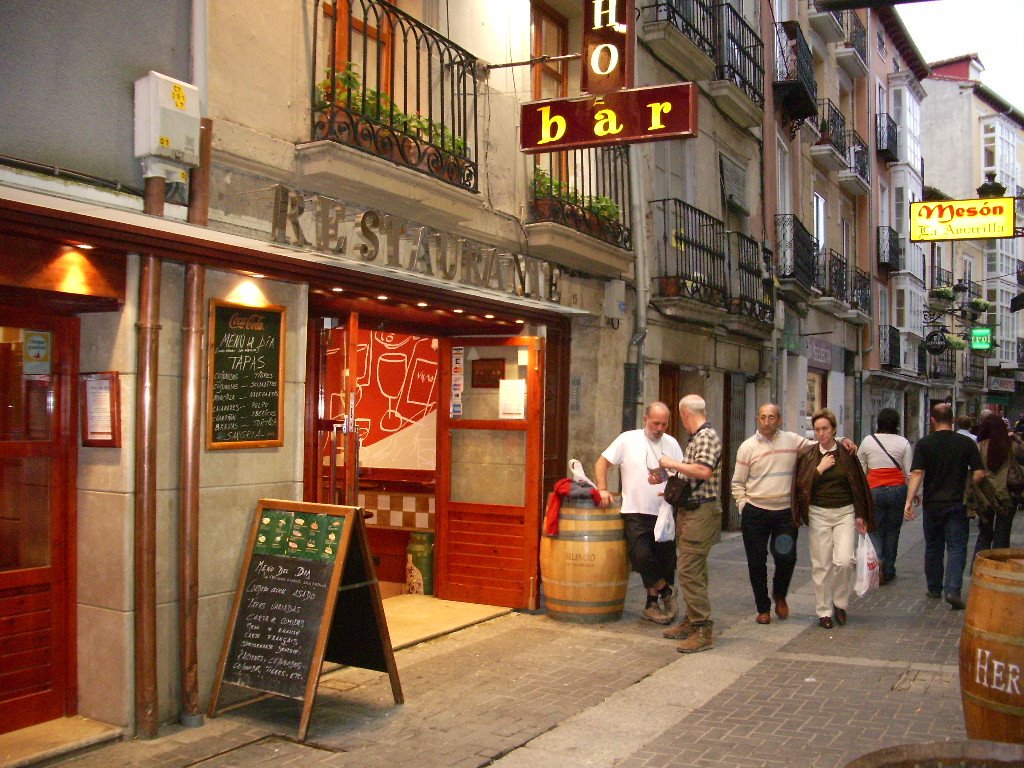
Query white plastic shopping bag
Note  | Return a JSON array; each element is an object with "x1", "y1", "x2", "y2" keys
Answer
[
  {"x1": 654, "y1": 500, "x2": 676, "y2": 543},
  {"x1": 854, "y1": 532, "x2": 880, "y2": 597}
]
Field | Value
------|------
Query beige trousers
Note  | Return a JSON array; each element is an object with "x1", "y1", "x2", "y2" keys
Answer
[
  {"x1": 675, "y1": 501, "x2": 720, "y2": 624},
  {"x1": 807, "y1": 503, "x2": 856, "y2": 617}
]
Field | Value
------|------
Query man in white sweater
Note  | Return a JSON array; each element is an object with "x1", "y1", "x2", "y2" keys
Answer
[{"x1": 731, "y1": 404, "x2": 806, "y2": 625}]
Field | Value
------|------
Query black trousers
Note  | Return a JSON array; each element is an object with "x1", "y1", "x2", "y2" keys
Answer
[
  {"x1": 741, "y1": 503, "x2": 799, "y2": 614},
  {"x1": 622, "y1": 513, "x2": 676, "y2": 590}
]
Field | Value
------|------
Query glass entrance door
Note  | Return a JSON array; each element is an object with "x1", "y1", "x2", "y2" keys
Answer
[
  {"x1": 435, "y1": 336, "x2": 544, "y2": 608},
  {"x1": 313, "y1": 315, "x2": 361, "y2": 506},
  {"x1": 0, "y1": 310, "x2": 76, "y2": 734}
]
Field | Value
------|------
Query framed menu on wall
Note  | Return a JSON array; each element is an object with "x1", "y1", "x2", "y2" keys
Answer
[{"x1": 207, "y1": 300, "x2": 286, "y2": 449}]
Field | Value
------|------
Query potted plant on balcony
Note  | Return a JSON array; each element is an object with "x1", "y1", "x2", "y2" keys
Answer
[
  {"x1": 944, "y1": 333, "x2": 967, "y2": 351},
  {"x1": 927, "y1": 286, "x2": 955, "y2": 312},
  {"x1": 968, "y1": 297, "x2": 991, "y2": 314},
  {"x1": 816, "y1": 116, "x2": 832, "y2": 145}
]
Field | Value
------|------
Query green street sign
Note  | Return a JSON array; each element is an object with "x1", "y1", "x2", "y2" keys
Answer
[{"x1": 970, "y1": 326, "x2": 992, "y2": 351}]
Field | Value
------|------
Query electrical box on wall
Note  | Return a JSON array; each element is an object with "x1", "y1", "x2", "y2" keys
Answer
[
  {"x1": 134, "y1": 71, "x2": 200, "y2": 167},
  {"x1": 603, "y1": 279, "x2": 626, "y2": 320}
]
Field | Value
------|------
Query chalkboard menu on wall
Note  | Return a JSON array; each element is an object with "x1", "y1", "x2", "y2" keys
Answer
[
  {"x1": 209, "y1": 500, "x2": 403, "y2": 740},
  {"x1": 207, "y1": 300, "x2": 286, "y2": 449}
]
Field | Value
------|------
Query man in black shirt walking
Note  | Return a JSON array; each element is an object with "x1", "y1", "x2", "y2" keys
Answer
[{"x1": 904, "y1": 403, "x2": 985, "y2": 609}]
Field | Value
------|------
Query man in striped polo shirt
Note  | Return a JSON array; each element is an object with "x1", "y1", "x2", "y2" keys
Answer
[{"x1": 731, "y1": 404, "x2": 855, "y2": 625}]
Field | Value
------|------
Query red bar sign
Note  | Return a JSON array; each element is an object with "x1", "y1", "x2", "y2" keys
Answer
[{"x1": 520, "y1": 83, "x2": 698, "y2": 154}]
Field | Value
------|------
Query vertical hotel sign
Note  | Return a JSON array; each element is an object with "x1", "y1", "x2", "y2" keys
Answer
[{"x1": 581, "y1": 0, "x2": 635, "y2": 95}]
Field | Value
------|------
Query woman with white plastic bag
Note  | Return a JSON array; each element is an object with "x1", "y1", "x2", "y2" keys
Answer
[{"x1": 854, "y1": 533, "x2": 881, "y2": 596}]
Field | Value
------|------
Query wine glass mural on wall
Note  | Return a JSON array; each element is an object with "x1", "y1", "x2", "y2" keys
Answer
[{"x1": 376, "y1": 351, "x2": 409, "y2": 432}]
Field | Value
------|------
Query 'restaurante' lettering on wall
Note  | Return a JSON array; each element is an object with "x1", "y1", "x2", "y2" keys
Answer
[{"x1": 270, "y1": 185, "x2": 561, "y2": 304}]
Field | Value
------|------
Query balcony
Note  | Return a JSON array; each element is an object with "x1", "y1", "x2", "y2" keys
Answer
[
  {"x1": 773, "y1": 22, "x2": 818, "y2": 122},
  {"x1": 727, "y1": 233, "x2": 775, "y2": 331},
  {"x1": 930, "y1": 349, "x2": 955, "y2": 380},
  {"x1": 526, "y1": 149, "x2": 633, "y2": 277},
  {"x1": 964, "y1": 352, "x2": 986, "y2": 388},
  {"x1": 877, "y1": 226, "x2": 901, "y2": 272},
  {"x1": 835, "y1": 11, "x2": 868, "y2": 78},
  {"x1": 807, "y1": 1, "x2": 844, "y2": 43},
  {"x1": 651, "y1": 199, "x2": 729, "y2": 321},
  {"x1": 810, "y1": 99, "x2": 848, "y2": 172},
  {"x1": 876, "y1": 113, "x2": 900, "y2": 163},
  {"x1": 306, "y1": 0, "x2": 480, "y2": 226},
  {"x1": 708, "y1": 3, "x2": 765, "y2": 128},
  {"x1": 931, "y1": 266, "x2": 953, "y2": 289},
  {"x1": 810, "y1": 248, "x2": 850, "y2": 316},
  {"x1": 1017, "y1": 338, "x2": 1024, "y2": 369},
  {"x1": 838, "y1": 130, "x2": 870, "y2": 195},
  {"x1": 918, "y1": 344, "x2": 928, "y2": 376},
  {"x1": 842, "y1": 266, "x2": 872, "y2": 325},
  {"x1": 640, "y1": 0, "x2": 718, "y2": 83},
  {"x1": 775, "y1": 214, "x2": 816, "y2": 302},
  {"x1": 879, "y1": 325, "x2": 901, "y2": 369}
]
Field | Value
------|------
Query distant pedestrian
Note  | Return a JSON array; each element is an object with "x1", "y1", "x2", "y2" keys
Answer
[
  {"x1": 793, "y1": 409, "x2": 874, "y2": 629},
  {"x1": 595, "y1": 402, "x2": 683, "y2": 625},
  {"x1": 658, "y1": 395, "x2": 722, "y2": 653},
  {"x1": 956, "y1": 415, "x2": 977, "y2": 442},
  {"x1": 857, "y1": 408, "x2": 913, "y2": 585},
  {"x1": 904, "y1": 403, "x2": 985, "y2": 610},
  {"x1": 971, "y1": 413, "x2": 1019, "y2": 557}
]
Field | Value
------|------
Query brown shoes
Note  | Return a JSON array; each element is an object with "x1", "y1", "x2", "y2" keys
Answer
[
  {"x1": 676, "y1": 622, "x2": 713, "y2": 653},
  {"x1": 834, "y1": 607, "x2": 848, "y2": 626},
  {"x1": 819, "y1": 616, "x2": 834, "y2": 629},
  {"x1": 642, "y1": 602, "x2": 672, "y2": 625},
  {"x1": 756, "y1": 612, "x2": 771, "y2": 625},
  {"x1": 774, "y1": 597, "x2": 789, "y2": 620},
  {"x1": 662, "y1": 616, "x2": 693, "y2": 639}
]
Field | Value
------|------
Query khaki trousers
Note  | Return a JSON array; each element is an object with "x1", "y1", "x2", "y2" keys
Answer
[
  {"x1": 807, "y1": 503, "x2": 856, "y2": 617},
  {"x1": 675, "y1": 501, "x2": 720, "y2": 624}
]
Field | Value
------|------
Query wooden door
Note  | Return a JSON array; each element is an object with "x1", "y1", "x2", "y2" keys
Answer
[
  {"x1": 0, "y1": 309, "x2": 77, "y2": 734},
  {"x1": 435, "y1": 337, "x2": 543, "y2": 608}
]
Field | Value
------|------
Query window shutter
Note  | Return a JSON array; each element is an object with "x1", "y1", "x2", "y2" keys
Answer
[{"x1": 720, "y1": 154, "x2": 749, "y2": 216}]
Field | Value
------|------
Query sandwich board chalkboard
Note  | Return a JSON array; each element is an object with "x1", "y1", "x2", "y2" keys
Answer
[
  {"x1": 208, "y1": 499, "x2": 403, "y2": 740},
  {"x1": 207, "y1": 300, "x2": 286, "y2": 449}
]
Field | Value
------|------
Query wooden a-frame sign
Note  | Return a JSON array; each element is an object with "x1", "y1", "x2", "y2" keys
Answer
[{"x1": 208, "y1": 499, "x2": 403, "y2": 740}]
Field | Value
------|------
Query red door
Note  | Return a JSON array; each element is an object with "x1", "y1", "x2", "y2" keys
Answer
[
  {"x1": 0, "y1": 309, "x2": 77, "y2": 734},
  {"x1": 435, "y1": 336, "x2": 544, "y2": 608}
]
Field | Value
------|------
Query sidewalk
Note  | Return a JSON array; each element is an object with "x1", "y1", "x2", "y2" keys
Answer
[{"x1": 49, "y1": 515, "x2": 1021, "y2": 768}]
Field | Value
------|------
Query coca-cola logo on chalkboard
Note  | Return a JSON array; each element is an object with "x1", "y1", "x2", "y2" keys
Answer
[{"x1": 229, "y1": 313, "x2": 266, "y2": 331}]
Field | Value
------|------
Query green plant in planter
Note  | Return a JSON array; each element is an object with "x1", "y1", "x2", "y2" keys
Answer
[
  {"x1": 969, "y1": 297, "x2": 991, "y2": 313},
  {"x1": 944, "y1": 333, "x2": 967, "y2": 351},
  {"x1": 585, "y1": 195, "x2": 621, "y2": 223},
  {"x1": 928, "y1": 286, "x2": 955, "y2": 301}
]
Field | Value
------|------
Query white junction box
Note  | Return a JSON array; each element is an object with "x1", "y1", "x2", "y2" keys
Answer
[
  {"x1": 603, "y1": 278, "x2": 626, "y2": 319},
  {"x1": 134, "y1": 71, "x2": 200, "y2": 166}
]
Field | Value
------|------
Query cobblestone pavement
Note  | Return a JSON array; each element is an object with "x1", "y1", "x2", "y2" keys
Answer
[{"x1": 51, "y1": 515, "x2": 1022, "y2": 767}]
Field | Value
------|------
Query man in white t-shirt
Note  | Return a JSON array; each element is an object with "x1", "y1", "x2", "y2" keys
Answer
[{"x1": 596, "y1": 402, "x2": 684, "y2": 624}]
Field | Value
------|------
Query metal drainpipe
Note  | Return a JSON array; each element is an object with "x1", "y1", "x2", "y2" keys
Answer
[
  {"x1": 178, "y1": 118, "x2": 211, "y2": 727},
  {"x1": 135, "y1": 175, "x2": 164, "y2": 738},
  {"x1": 627, "y1": 143, "x2": 648, "y2": 427}
]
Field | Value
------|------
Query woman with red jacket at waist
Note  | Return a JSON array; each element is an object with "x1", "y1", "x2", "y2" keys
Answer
[{"x1": 792, "y1": 408, "x2": 874, "y2": 629}]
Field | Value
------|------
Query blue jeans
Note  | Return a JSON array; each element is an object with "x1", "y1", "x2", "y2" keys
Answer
[
  {"x1": 922, "y1": 503, "x2": 969, "y2": 597},
  {"x1": 868, "y1": 485, "x2": 906, "y2": 581}
]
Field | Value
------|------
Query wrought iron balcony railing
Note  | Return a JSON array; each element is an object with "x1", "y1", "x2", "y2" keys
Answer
[
  {"x1": 815, "y1": 99, "x2": 848, "y2": 156},
  {"x1": 877, "y1": 225, "x2": 901, "y2": 271},
  {"x1": 930, "y1": 349, "x2": 955, "y2": 379},
  {"x1": 652, "y1": 199, "x2": 728, "y2": 307},
  {"x1": 312, "y1": 0, "x2": 479, "y2": 192},
  {"x1": 1017, "y1": 338, "x2": 1024, "y2": 368},
  {"x1": 850, "y1": 266, "x2": 871, "y2": 315},
  {"x1": 841, "y1": 10, "x2": 867, "y2": 65},
  {"x1": 776, "y1": 214, "x2": 816, "y2": 291},
  {"x1": 813, "y1": 249, "x2": 850, "y2": 303},
  {"x1": 645, "y1": 0, "x2": 717, "y2": 59},
  {"x1": 733, "y1": 232, "x2": 774, "y2": 324},
  {"x1": 845, "y1": 130, "x2": 869, "y2": 184},
  {"x1": 918, "y1": 345, "x2": 928, "y2": 375},
  {"x1": 879, "y1": 325, "x2": 900, "y2": 368},
  {"x1": 715, "y1": 3, "x2": 764, "y2": 109},
  {"x1": 773, "y1": 22, "x2": 817, "y2": 121},
  {"x1": 964, "y1": 352, "x2": 986, "y2": 386},
  {"x1": 530, "y1": 149, "x2": 632, "y2": 249},
  {"x1": 876, "y1": 113, "x2": 899, "y2": 163},
  {"x1": 932, "y1": 266, "x2": 953, "y2": 289}
]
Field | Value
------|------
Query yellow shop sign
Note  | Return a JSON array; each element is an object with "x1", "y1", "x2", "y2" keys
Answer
[{"x1": 910, "y1": 197, "x2": 1015, "y2": 241}]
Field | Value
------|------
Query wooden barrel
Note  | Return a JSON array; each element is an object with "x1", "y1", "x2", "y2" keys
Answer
[
  {"x1": 540, "y1": 497, "x2": 629, "y2": 623},
  {"x1": 960, "y1": 548, "x2": 1024, "y2": 744}
]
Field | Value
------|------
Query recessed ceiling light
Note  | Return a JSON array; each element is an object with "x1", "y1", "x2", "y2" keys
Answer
[
  {"x1": 377, "y1": 295, "x2": 388, "y2": 300},
  {"x1": 74, "y1": 243, "x2": 94, "y2": 250},
  {"x1": 453, "y1": 308, "x2": 464, "y2": 314},
  {"x1": 249, "y1": 272, "x2": 265, "y2": 279},
  {"x1": 515, "y1": 319, "x2": 525, "y2": 324},
  {"x1": 484, "y1": 314, "x2": 495, "y2": 319},
  {"x1": 417, "y1": 301, "x2": 429, "y2": 307},
  {"x1": 332, "y1": 287, "x2": 344, "y2": 293}
]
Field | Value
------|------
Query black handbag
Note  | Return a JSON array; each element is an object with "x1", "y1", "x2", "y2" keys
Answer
[{"x1": 663, "y1": 474, "x2": 694, "y2": 507}]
